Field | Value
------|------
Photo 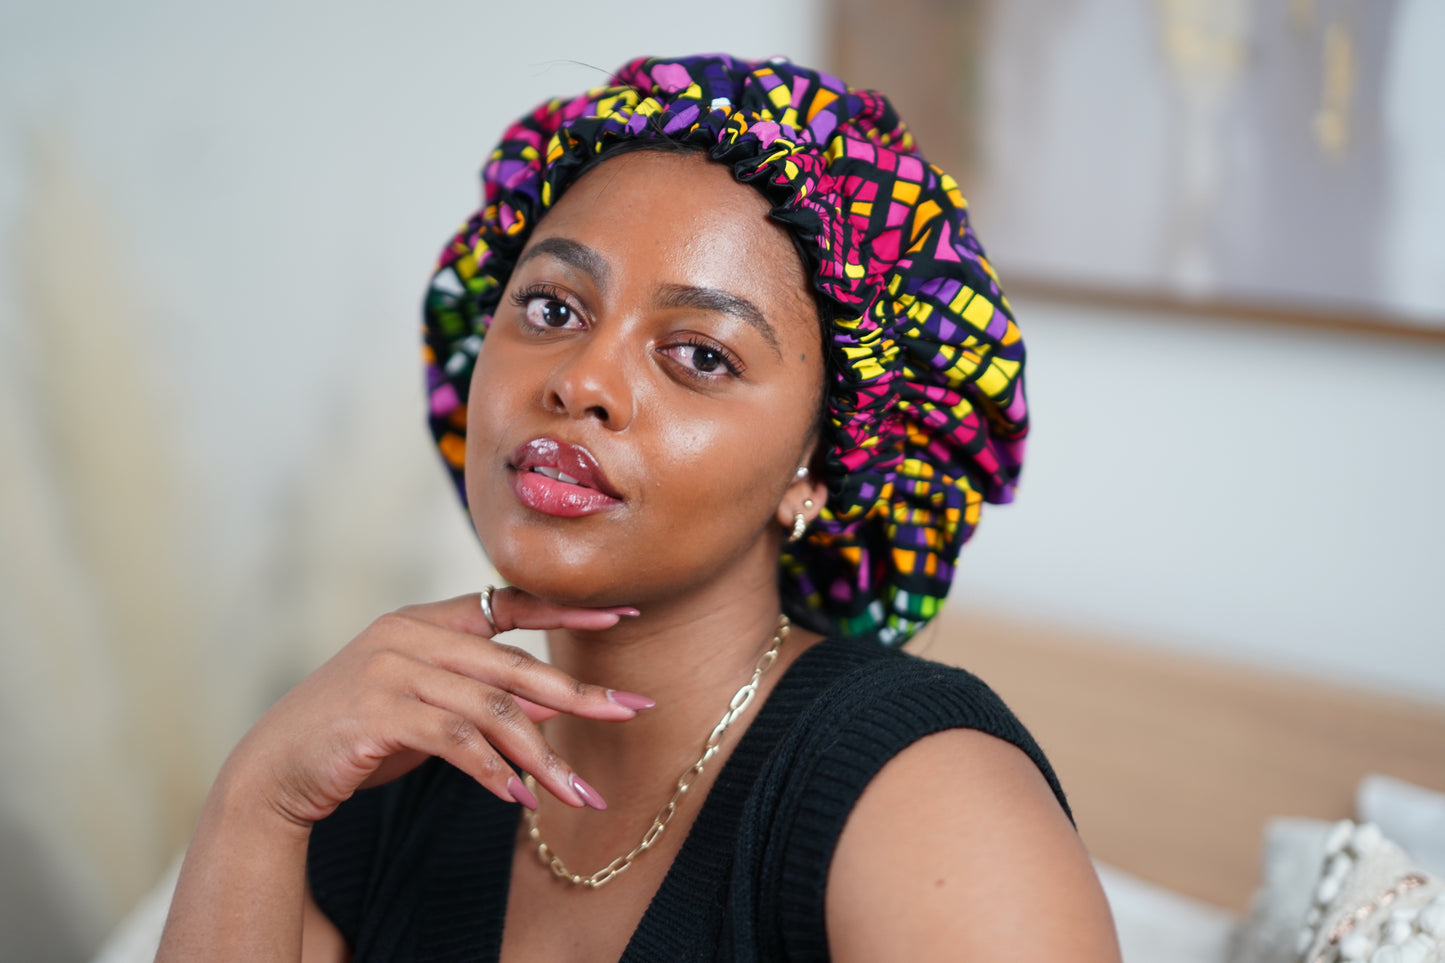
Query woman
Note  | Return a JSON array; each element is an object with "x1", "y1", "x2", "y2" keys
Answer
[{"x1": 158, "y1": 54, "x2": 1120, "y2": 961}]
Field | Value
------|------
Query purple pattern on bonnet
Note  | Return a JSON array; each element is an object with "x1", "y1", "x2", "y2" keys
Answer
[{"x1": 421, "y1": 54, "x2": 1028, "y2": 645}]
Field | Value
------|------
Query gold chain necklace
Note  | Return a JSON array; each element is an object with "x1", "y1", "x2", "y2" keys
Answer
[{"x1": 522, "y1": 614, "x2": 790, "y2": 888}]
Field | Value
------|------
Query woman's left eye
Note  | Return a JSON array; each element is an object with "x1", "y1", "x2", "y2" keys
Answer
[{"x1": 659, "y1": 339, "x2": 743, "y2": 379}]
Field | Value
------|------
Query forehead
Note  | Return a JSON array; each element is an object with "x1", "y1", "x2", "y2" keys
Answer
[{"x1": 520, "y1": 151, "x2": 818, "y2": 344}]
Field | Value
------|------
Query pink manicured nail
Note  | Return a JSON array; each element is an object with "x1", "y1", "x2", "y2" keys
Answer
[
  {"x1": 507, "y1": 776, "x2": 538, "y2": 811},
  {"x1": 607, "y1": 689, "x2": 656, "y2": 711},
  {"x1": 610, "y1": 607, "x2": 641, "y2": 617},
  {"x1": 570, "y1": 774, "x2": 607, "y2": 810}
]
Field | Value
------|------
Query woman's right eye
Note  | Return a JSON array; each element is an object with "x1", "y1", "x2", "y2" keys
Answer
[
  {"x1": 510, "y1": 285, "x2": 585, "y2": 330},
  {"x1": 527, "y1": 298, "x2": 576, "y2": 328}
]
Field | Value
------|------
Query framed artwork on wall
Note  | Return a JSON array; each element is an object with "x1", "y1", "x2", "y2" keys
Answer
[{"x1": 829, "y1": 0, "x2": 1445, "y2": 337}]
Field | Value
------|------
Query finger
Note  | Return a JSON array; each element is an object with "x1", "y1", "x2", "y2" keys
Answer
[
  {"x1": 358, "y1": 749, "x2": 430, "y2": 790},
  {"x1": 444, "y1": 635, "x2": 655, "y2": 722},
  {"x1": 385, "y1": 698, "x2": 527, "y2": 807},
  {"x1": 399, "y1": 591, "x2": 638, "y2": 640},
  {"x1": 373, "y1": 615, "x2": 654, "y2": 721},
  {"x1": 395, "y1": 594, "x2": 496, "y2": 639},
  {"x1": 489, "y1": 587, "x2": 641, "y2": 635},
  {"x1": 397, "y1": 660, "x2": 594, "y2": 808},
  {"x1": 514, "y1": 696, "x2": 559, "y2": 723}
]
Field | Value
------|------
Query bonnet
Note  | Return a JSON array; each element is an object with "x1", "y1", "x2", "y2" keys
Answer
[{"x1": 423, "y1": 54, "x2": 1027, "y2": 645}]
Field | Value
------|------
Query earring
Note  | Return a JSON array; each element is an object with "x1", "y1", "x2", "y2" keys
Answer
[
  {"x1": 789, "y1": 497, "x2": 817, "y2": 543},
  {"x1": 795, "y1": 466, "x2": 810, "y2": 480},
  {"x1": 789, "y1": 512, "x2": 808, "y2": 543}
]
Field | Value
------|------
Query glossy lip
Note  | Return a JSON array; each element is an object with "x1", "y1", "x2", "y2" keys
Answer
[{"x1": 508, "y1": 437, "x2": 624, "y2": 518}]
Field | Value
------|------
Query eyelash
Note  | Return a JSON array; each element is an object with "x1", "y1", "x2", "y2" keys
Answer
[
  {"x1": 507, "y1": 283, "x2": 745, "y2": 381},
  {"x1": 668, "y1": 336, "x2": 745, "y2": 380}
]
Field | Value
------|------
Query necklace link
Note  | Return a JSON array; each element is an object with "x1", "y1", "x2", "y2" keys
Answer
[{"x1": 522, "y1": 614, "x2": 790, "y2": 888}]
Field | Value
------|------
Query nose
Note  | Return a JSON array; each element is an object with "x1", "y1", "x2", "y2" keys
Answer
[{"x1": 542, "y1": 334, "x2": 635, "y2": 430}]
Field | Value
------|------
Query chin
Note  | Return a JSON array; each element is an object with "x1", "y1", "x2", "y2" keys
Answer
[{"x1": 480, "y1": 525, "x2": 631, "y2": 610}]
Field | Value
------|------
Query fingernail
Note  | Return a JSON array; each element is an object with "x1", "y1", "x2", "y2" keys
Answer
[
  {"x1": 507, "y1": 776, "x2": 538, "y2": 811},
  {"x1": 607, "y1": 689, "x2": 656, "y2": 711},
  {"x1": 611, "y1": 607, "x2": 641, "y2": 617},
  {"x1": 570, "y1": 773, "x2": 607, "y2": 810}
]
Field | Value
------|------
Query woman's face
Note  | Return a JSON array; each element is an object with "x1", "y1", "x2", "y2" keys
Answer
[{"x1": 465, "y1": 150, "x2": 826, "y2": 608}]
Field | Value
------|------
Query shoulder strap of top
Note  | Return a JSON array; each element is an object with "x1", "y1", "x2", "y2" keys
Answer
[{"x1": 726, "y1": 648, "x2": 1071, "y2": 962}]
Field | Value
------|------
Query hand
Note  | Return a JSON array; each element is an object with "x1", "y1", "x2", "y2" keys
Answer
[{"x1": 223, "y1": 589, "x2": 645, "y2": 828}]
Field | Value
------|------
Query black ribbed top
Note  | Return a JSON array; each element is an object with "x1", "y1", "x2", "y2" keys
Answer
[{"x1": 307, "y1": 635, "x2": 1070, "y2": 961}]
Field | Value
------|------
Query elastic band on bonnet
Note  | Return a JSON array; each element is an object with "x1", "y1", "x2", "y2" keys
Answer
[{"x1": 423, "y1": 54, "x2": 1028, "y2": 645}]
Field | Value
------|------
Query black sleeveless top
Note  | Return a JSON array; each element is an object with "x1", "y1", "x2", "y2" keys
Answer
[{"x1": 306, "y1": 635, "x2": 1071, "y2": 961}]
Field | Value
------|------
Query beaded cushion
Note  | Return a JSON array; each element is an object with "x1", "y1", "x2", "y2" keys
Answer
[{"x1": 1234, "y1": 819, "x2": 1445, "y2": 963}]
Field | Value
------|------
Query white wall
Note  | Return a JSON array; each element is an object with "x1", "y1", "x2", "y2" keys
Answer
[
  {"x1": 956, "y1": 296, "x2": 1445, "y2": 703},
  {"x1": 953, "y1": 0, "x2": 1445, "y2": 702}
]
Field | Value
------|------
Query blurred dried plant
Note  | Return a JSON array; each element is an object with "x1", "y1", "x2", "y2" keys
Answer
[{"x1": 0, "y1": 129, "x2": 501, "y2": 960}]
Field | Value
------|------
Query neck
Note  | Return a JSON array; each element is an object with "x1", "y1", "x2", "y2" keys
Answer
[{"x1": 539, "y1": 567, "x2": 804, "y2": 814}]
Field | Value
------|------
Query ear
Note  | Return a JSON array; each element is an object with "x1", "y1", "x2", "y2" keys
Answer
[{"x1": 775, "y1": 465, "x2": 830, "y2": 529}]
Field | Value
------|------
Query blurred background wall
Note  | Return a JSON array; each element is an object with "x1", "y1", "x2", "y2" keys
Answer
[
  {"x1": 0, "y1": 0, "x2": 1439, "y2": 960},
  {"x1": 0, "y1": 2, "x2": 821, "y2": 959}
]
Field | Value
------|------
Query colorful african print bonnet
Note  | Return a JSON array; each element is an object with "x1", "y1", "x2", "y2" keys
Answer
[{"x1": 423, "y1": 54, "x2": 1028, "y2": 645}]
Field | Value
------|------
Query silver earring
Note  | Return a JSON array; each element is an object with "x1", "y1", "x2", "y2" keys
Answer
[
  {"x1": 795, "y1": 466, "x2": 810, "y2": 480},
  {"x1": 789, "y1": 512, "x2": 808, "y2": 543}
]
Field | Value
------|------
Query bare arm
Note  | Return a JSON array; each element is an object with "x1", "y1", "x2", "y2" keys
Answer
[
  {"x1": 157, "y1": 590, "x2": 644, "y2": 962},
  {"x1": 157, "y1": 762, "x2": 314, "y2": 959},
  {"x1": 826, "y1": 729, "x2": 1121, "y2": 962},
  {"x1": 302, "y1": 888, "x2": 350, "y2": 963}
]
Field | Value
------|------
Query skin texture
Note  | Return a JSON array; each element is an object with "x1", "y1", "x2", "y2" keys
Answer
[
  {"x1": 466, "y1": 151, "x2": 827, "y2": 614},
  {"x1": 827, "y1": 729, "x2": 1120, "y2": 961},
  {"x1": 155, "y1": 152, "x2": 1120, "y2": 962}
]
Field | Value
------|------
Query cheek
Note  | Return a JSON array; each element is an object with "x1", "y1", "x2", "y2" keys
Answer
[
  {"x1": 468, "y1": 336, "x2": 510, "y2": 419},
  {"x1": 463, "y1": 337, "x2": 528, "y2": 492},
  {"x1": 637, "y1": 392, "x2": 805, "y2": 522}
]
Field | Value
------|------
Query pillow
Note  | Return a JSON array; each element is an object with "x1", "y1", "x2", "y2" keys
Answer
[
  {"x1": 1359, "y1": 775, "x2": 1445, "y2": 880},
  {"x1": 1231, "y1": 819, "x2": 1445, "y2": 963},
  {"x1": 1093, "y1": 860, "x2": 1237, "y2": 963},
  {"x1": 1231, "y1": 819, "x2": 1335, "y2": 963}
]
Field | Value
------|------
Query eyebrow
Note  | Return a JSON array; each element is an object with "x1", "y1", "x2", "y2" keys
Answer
[
  {"x1": 655, "y1": 283, "x2": 781, "y2": 357},
  {"x1": 514, "y1": 236, "x2": 611, "y2": 287}
]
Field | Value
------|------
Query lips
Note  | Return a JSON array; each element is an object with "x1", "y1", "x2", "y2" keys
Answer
[{"x1": 508, "y1": 437, "x2": 624, "y2": 518}]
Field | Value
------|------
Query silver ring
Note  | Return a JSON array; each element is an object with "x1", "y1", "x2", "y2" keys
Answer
[{"x1": 479, "y1": 584, "x2": 498, "y2": 635}]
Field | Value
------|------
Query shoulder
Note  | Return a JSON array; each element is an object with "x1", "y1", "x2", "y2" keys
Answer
[
  {"x1": 822, "y1": 716, "x2": 1120, "y2": 961},
  {"x1": 781, "y1": 641, "x2": 1071, "y2": 820},
  {"x1": 751, "y1": 640, "x2": 1117, "y2": 960}
]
